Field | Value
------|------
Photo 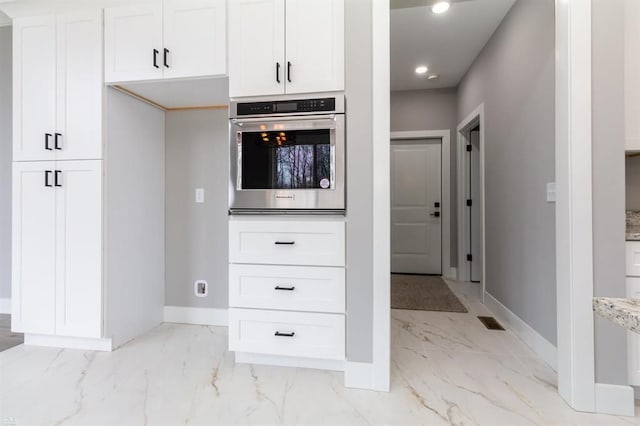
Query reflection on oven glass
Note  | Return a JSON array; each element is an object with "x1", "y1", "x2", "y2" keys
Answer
[{"x1": 242, "y1": 129, "x2": 332, "y2": 190}]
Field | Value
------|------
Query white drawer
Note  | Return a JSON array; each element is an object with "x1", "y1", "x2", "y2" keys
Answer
[
  {"x1": 229, "y1": 264, "x2": 345, "y2": 313},
  {"x1": 229, "y1": 220, "x2": 345, "y2": 266},
  {"x1": 627, "y1": 242, "x2": 640, "y2": 277},
  {"x1": 228, "y1": 308, "x2": 345, "y2": 360}
]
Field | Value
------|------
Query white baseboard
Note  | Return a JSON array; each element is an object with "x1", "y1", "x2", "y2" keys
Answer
[
  {"x1": 483, "y1": 291, "x2": 558, "y2": 371},
  {"x1": 444, "y1": 267, "x2": 458, "y2": 280},
  {"x1": 163, "y1": 306, "x2": 228, "y2": 326},
  {"x1": 0, "y1": 298, "x2": 10, "y2": 314},
  {"x1": 24, "y1": 334, "x2": 113, "y2": 351},
  {"x1": 595, "y1": 383, "x2": 635, "y2": 416},
  {"x1": 235, "y1": 352, "x2": 345, "y2": 371},
  {"x1": 344, "y1": 361, "x2": 379, "y2": 390}
]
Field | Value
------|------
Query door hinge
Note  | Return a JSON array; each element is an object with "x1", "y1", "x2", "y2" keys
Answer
[
  {"x1": 467, "y1": 254, "x2": 473, "y2": 262},
  {"x1": 466, "y1": 199, "x2": 472, "y2": 207},
  {"x1": 466, "y1": 145, "x2": 472, "y2": 152}
]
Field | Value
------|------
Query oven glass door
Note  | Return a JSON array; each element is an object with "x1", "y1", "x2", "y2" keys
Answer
[{"x1": 236, "y1": 117, "x2": 336, "y2": 191}]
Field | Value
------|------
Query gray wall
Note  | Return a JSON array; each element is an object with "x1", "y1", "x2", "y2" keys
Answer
[
  {"x1": 627, "y1": 156, "x2": 640, "y2": 210},
  {"x1": 0, "y1": 26, "x2": 11, "y2": 301},
  {"x1": 592, "y1": 0, "x2": 628, "y2": 385},
  {"x1": 165, "y1": 109, "x2": 229, "y2": 309},
  {"x1": 457, "y1": 0, "x2": 557, "y2": 344},
  {"x1": 345, "y1": 0, "x2": 374, "y2": 362},
  {"x1": 390, "y1": 88, "x2": 458, "y2": 268}
]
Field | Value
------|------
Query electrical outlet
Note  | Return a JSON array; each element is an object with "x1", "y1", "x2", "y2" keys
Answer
[
  {"x1": 194, "y1": 280, "x2": 208, "y2": 297},
  {"x1": 195, "y1": 188, "x2": 205, "y2": 203}
]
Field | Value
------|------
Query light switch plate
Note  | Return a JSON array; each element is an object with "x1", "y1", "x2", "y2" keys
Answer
[
  {"x1": 546, "y1": 182, "x2": 556, "y2": 203},
  {"x1": 195, "y1": 188, "x2": 205, "y2": 203}
]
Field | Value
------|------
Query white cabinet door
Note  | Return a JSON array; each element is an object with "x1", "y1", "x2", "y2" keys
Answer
[
  {"x1": 104, "y1": 3, "x2": 163, "y2": 83},
  {"x1": 285, "y1": 0, "x2": 344, "y2": 94},
  {"x1": 12, "y1": 162, "x2": 57, "y2": 334},
  {"x1": 163, "y1": 0, "x2": 226, "y2": 79},
  {"x1": 627, "y1": 277, "x2": 640, "y2": 385},
  {"x1": 229, "y1": 0, "x2": 285, "y2": 97},
  {"x1": 55, "y1": 161, "x2": 103, "y2": 338},
  {"x1": 13, "y1": 16, "x2": 56, "y2": 162},
  {"x1": 56, "y1": 10, "x2": 103, "y2": 161}
]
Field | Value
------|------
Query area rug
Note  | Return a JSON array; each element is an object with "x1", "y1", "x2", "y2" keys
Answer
[{"x1": 391, "y1": 274, "x2": 468, "y2": 313}]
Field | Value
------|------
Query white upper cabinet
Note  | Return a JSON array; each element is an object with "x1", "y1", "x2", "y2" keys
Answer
[
  {"x1": 229, "y1": 0, "x2": 344, "y2": 98},
  {"x1": 13, "y1": 11, "x2": 103, "y2": 162},
  {"x1": 13, "y1": 16, "x2": 57, "y2": 162},
  {"x1": 626, "y1": 0, "x2": 640, "y2": 152},
  {"x1": 105, "y1": 0, "x2": 227, "y2": 84},
  {"x1": 228, "y1": 0, "x2": 285, "y2": 97},
  {"x1": 104, "y1": 3, "x2": 163, "y2": 83},
  {"x1": 285, "y1": 0, "x2": 344, "y2": 95}
]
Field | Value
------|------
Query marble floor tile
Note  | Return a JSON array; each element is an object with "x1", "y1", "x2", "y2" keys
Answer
[{"x1": 1, "y1": 281, "x2": 639, "y2": 425}]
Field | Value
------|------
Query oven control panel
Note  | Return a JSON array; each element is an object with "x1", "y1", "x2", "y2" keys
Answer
[{"x1": 236, "y1": 98, "x2": 337, "y2": 116}]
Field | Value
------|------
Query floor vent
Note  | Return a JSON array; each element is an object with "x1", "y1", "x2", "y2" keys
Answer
[{"x1": 477, "y1": 316, "x2": 505, "y2": 331}]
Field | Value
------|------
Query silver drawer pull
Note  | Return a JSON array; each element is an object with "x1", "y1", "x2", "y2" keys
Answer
[
  {"x1": 275, "y1": 286, "x2": 295, "y2": 291},
  {"x1": 274, "y1": 241, "x2": 295, "y2": 245},
  {"x1": 274, "y1": 331, "x2": 295, "y2": 337}
]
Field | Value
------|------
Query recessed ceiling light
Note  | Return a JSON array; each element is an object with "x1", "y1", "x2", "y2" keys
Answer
[
  {"x1": 415, "y1": 65, "x2": 428, "y2": 75},
  {"x1": 427, "y1": 74, "x2": 440, "y2": 80},
  {"x1": 432, "y1": 1, "x2": 451, "y2": 14}
]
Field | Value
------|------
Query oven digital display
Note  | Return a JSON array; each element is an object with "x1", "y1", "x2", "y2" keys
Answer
[{"x1": 276, "y1": 102, "x2": 297, "y2": 113}]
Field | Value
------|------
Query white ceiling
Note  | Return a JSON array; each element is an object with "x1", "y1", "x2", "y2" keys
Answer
[{"x1": 391, "y1": 0, "x2": 516, "y2": 91}]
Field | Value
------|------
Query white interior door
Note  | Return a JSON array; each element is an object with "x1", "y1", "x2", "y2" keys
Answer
[
  {"x1": 469, "y1": 129, "x2": 482, "y2": 282},
  {"x1": 391, "y1": 140, "x2": 442, "y2": 275},
  {"x1": 163, "y1": 0, "x2": 226, "y2": 79},
  {"x1": 12, "y1": 162, "x2": 57, "y2": 334},
  {"x1": 12, "y1": 16, "x2": 56, "y2": 162},
  {"x1": 55, "y1": 161, "x2": 103, "y2": 338},
  {"x1": 56, "y1": 10, "x2": 103, "y2": 161},
  {"x1": 228, "y1": 0, "x2": 285, "y2": 97}
]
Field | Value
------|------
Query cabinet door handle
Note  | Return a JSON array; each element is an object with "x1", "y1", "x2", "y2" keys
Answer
[
  {"x1": 153, "y1": 49, "x2": 159, "y2": 68},
  {"x1": 274, "y1": 331, "x2": 295, "y2": 337},
  {"x1": 44, "y1": 170, "x2": 52, "y2": 187},
  {"x1": 45, "y1": 133, "x2": 52, "y2": 150},
  {"x1": 163, "y1": 48, "x2": 170, "y2": 68},
  {"x1": 275, "y1": 286, "x2": 295, "y2": 291},
  {"x1": 54, "y1": 133, "x2": 62, "y2": 150},
  {"x1": 54, "y1": 170, "x2": 62, "y2": 187},
  {"x1": 287, "y1": 61, "x2": 292, "y2": 83},
  {"x1": 276, "y1": 62, "x2": 281, "y2": 83},
  {"x1": 274, "y1": 241, "x2": 295, "y2": 245}
]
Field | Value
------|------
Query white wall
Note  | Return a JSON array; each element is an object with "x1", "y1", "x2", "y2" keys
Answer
[
  {"x1": 0, "y1": 26, "x2": 11, "y2": 303},
  {"x1": 457, "y1": 0, "x2": 557, "y2": 345},
  {"x1": 164, "y1": 109, "x2": 229, "y2": 309}
]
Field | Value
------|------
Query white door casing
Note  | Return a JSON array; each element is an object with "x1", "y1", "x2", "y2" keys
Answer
[
  {"x1": 104, "y1": 3, "x2": 163, "y2": 83},
  {"x1": 55, "y1": 161, "x2": 103, "y2": 338},
  {"x1": 163, "y1": 0, "x2": 226, "y2": 79},
  {"x1": 469, "y1": 129, "x2": 482, "y2": 282},
  {"x1": 391, "y1": 140, "x2": 442, "y2": 275},
  {"x1": 228, "y1": 0, "x2": 285, "y2": 97},
  {"x1": 285, "y1": 0, "x2": 344, "y2": 94},
  {"x1": 12, "y1": 162, "x2": 57, "y2": 334},
  {"x1": 56, "y1": 10, "x2": 103, "y2": 161},
  {"x1": 12, "y1": 15, "x2": 56, "y2": 162}
]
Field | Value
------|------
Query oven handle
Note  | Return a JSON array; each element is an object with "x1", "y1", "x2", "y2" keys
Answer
[{"x1": 231, "y1": 114, "x2": 337, "y2": 125}]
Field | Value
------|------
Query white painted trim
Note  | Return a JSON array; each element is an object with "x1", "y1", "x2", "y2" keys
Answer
[
  {"x1": 344, "y1": 361, "x2": 377, "y2": 389},
  {"x1": 235, "y1": 352, "x2": 345, "y2": 372},
  {"x1": 24, "y1": 334, "x2": 113, "y2": 351},
  {"x1": 456, "y1": 103, "x2": 486, "y2": 300},
  {"x1": 163, "y1": 306, "x2": 228, "y2": 327},
  {"x1": 390, "y1": 130, "x2": 452, "y2": 278},
  {"x1": 594, "y1": 383, "x2": 635, "y2": 417},
  {"x1": 0, "y1": 298, "x2": 10, "y2": 314},
  {"x1": 484, "y1": 291, "x2": 558, "y2": 371},
  {"x1": 555, "y1": 0, "x2": 597, "y2": 412},
  {"x1": 371, "y1": 0, "x2": 391, "y2": 393}
]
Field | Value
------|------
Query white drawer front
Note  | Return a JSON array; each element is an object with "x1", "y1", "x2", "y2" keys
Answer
[
  {"x1": 228, "y1": 309, "x2": 345, "y2": 360},
  {"x1": 229, "y1": 265, "x2": 345, "y2": 313},
  {"x1": 627, "y1": 242, "x2": 640, "y2": 277},
  {"x1": 229, "y1": 220, "x2": 345, "y2": 266}
]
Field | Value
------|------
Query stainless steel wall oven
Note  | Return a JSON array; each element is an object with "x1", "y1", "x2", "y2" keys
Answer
[{"x1": 229, "y1": 95, "x2": 345, "y2": 214}]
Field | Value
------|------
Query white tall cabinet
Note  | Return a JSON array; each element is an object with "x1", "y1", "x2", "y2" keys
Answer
[
  {"x1": 626, "y1": 0, "x2": 640, "y2": 152},
  {"x1": 228, "y1": 0, "x2": 344, "y2": 98}
]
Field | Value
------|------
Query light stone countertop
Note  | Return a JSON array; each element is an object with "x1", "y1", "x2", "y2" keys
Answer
[{"x1": 593, "y1": 297, "x2": 640, "y2": 334}]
